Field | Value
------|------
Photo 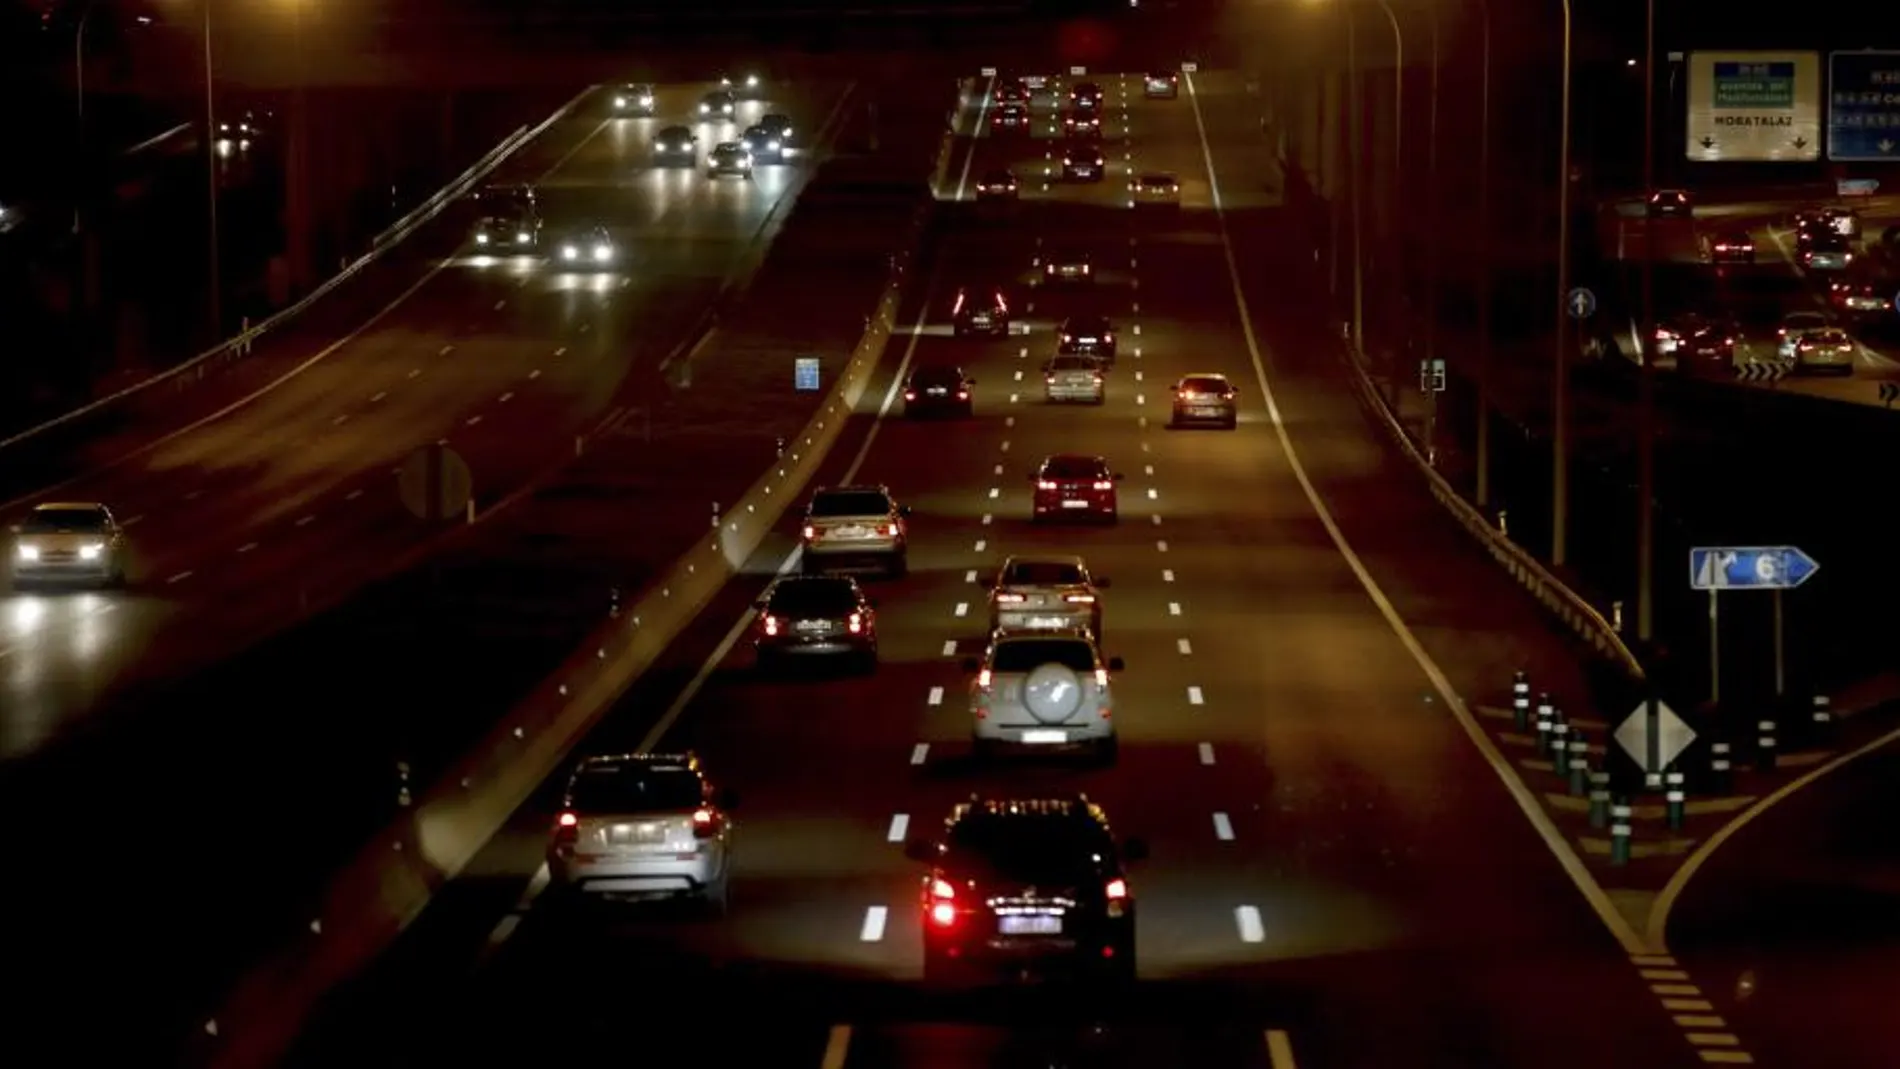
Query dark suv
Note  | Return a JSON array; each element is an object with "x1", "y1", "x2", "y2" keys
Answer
[
  {"x1": 905, "y1": 795, "x2": 1146, "y2": 984},
  {"x1": 752, "y1": 575, "x2": 877, "y2": 673},
  {"x1": 1057, "y1": 315, "x2": 1116, "y2": 361},
  {"x1": 952, "y1": 285, "x2": 1011, "y2": 336},
  {"x1": 904, "y1": 365, "x2": 976, "y2": 417}
]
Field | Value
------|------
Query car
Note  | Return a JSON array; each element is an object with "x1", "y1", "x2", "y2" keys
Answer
[
  {"x1": 1020, "y1": 74, "x2": 1051, "y2": 91},
  {"x1": 904, "y1": 365, "x2": 976, "y2": 417},
  {"x1": 1647, "y1": 189, "x2": 1692, "y2": 217},
  {"x1": 708, "y1": 142, "x2": 754, "y2": 178},
  {"x1": 1030, "y1": 454, "x2": 1122, "y2": 522},
  {"x1": 1801, "y1": 233, "x2": 1855, "y2": 271},
  {"x1": 951, "y1": 284, "x2": 1010, "y2": 336},
  {"x1": 473, "y1": 182, "x2": 538, "y2": 216},
  {"x1": 471, "y1": 207, "x2": 540, "y2": 252},
  {"x1": 1070, "y1": 81, "x2": 1104, "y2": 111},
  {"x1": 1821, "y1": 206, "x2": 1863, "y2": 239},
  {"x1": 1776, "y1": 310, "x2": 1830, "y2": 360},
  {"x1": 1062, "y1": 109, "x2": 1102, "y2": 138},
  {"x1": 1061, "y1": 146, "x2": 1105, "y2": 182},
  {"x1": 974, "y1": 169, "x2": 1019, "y2": 201},
  {"x1": 1169, "y1": 373, "x2": 1238, "y2": 428},
  {"x1": 556, "y1": 225, "x2": 619, "y2": 269},
  {"x1": 609, "y1": 83, "x2": 656, "y2": 116},
  {"x1": 1057, "y1": 315, "x2": 1116, "y2": 361},
  {"x1": 10, "y1": 502, "x2": 127, "y2": 588},
  {"x1": 1144, "y1": 70, "x2": 1179, "y2": 98},
  {"x1": 995, "y1": 80, "x2": 1028, "y2": 104},
  {"x1": 1043, "y1": 354, "x2": 1106, "y2": 404},
  {"x1": 752, "y1": 575, "x2": 877, "y2": 673},
  {"x1": 961, "y1": 630, "x2": 1124, "y2": 762},
  {"x1": 1043, "y1": 248, "x2": 1092, "y2": 284},
  {"x1": 1659, "y1": 316, "x2": 1738, "y2": 377},
  {"x1": 1793, "y1": 326, "x2": 1856, "y2": 375},
  {"x1": 990, "y1": 103, "x2": 1030, "y2": 132},
  {"x1": 904, "y1": 794, "x2": 1145, "y2": 983},
  {"x1": 1708, "y1": 229, "x2": 1755, "y2": 264},
  {"x1": 801, "y1": 484, "x2": 910, "y2": 576},
  {"x1": 654, "y1": 125, "x2": 700, "y2": 164},
  {"x1": 984, "y1": 554, "x2": 1107, "y2": 637},
  {"x1": 1829, "y1": 266, "x2": 1895, "y2": 319},
  {"x1": 545, "y1": 751, "x2": 739, "y2": 912},
  {"x1": 698, "y1": 89, "x2": 737, "y2": 119},
  {"x1": 719, "y1": 72, "x2": 765, "y2": 100},
  {"x1": 1132, "y1": 172, "x2": 1180, "y2": 208},
  {"x1": 741, "y1": 124, "x2": 784, "y2": 162},
  {"x1": 760, "y1": 112, "x2": 795, "y2": 142}
]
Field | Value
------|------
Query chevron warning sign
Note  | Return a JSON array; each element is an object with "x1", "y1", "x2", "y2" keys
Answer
[{"x1": 1737, "y1": 360, "x2": 1791, "y2": 385}]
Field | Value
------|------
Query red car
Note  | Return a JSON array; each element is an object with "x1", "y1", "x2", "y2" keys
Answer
[{"x1": 1030, "y1": 454, "x2": 1123, "y2": 523}]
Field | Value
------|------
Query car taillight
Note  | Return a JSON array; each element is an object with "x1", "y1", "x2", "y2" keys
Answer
[
  {"x1": 1065, "y1": 594, "x2": 1095, "y2": 604},
  {"x1": 1062, "y1": 333, "x2": 1074, "y2": 343},
  {"x1": 1037, "y1": 479, "x2": 1058, "y2": 490},
  {"x1": 904, "y1": 390, "x2": 916, "y2": 400},
  {"x1": 692, "y1": 807, "x2": 721, "y2": 839},
  {"x1": 952, "y1": 293, "x2": 965, "y2": 314},
  {"x1": 930, "y1": 903, "x2": 957, "y2": 926},
  {"x1": 848, "y1": 612, "x2": 863, "y2": 634},
  {"x1": 930, "y1": 877, "x2": 956, "y2": 901},
  {"x1": 1081, "y1": 264, "x2": 1091, "y2": 273},
  {"x1": 1091, "y1": 374, "x2": 1103, "y2": 384},
  {"x1": 957, "y1": 390, "x2": 969, "y2": 400},
  {"x1": 1045, "y1": 374, "x2": 1056, "y2": 383},
  {"x1": 554, "y1": 810, "x2": 578, "y2": 843},
  {"x1": 1105, "y1": 877, "x2": 1127, "y2": 900},
  {"x1": 877, "y1": 523, "x2": 894, "y2": 537},
  {"x1": 762, "y1": 613, "x2": 780, "y2": 636},
  {"x1": 802, "y1": 525, "x2": 815, "y2": 540},
  {"x1": 977, "y1": 668, "x2": 992, "y2": 688},
  {"x1": 1046, "y1": 263, "x2": 1056, "y2": 274},
  {"x1": 1092, "y1": 480, "x2": 1113, "y2": 491},
  {"x1": 1095, "y1": 668, "x2": 1110, "y2": 688},
  {"x1": 996, "y1": 593, "x2": 1026, "y2": 604}
]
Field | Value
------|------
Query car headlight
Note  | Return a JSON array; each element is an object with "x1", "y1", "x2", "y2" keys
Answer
[
  {"x1": 722, "y1": 104, "x2": 732, "y2": 114},
  {"x1": 768, "y1": 140, "x2": 780, "y2": 151},
  {"x1": 746, "y1": 75, "x2": 759, "y2": 87},
  {"x1": 516, "y1": 231, "x2": 530, "y2": 244},
  {"x1": 659, "y1": 142, "x2": 673, "y2": 152},
  {"x1": 593, "y1": 244, "x2": 612, "y2": 262},
  {"x1": 476, "y1": 232, "x2": 489, "y2": 244},
  {"x1": 16, "y1": 545, "x2": 38, "y2": 561},
  {"x1": 639, "y1": 95, "x2": 653, "y2": 108},
  {"x1": 700, "y1": 104, "x2": 710, "y2": 114},
  {"x1": 561, "y1": 246, "x2": 577, "y2": 260},
  {"x1": 614, "y1": 95, "x2": 627, "y2": 108},
  {"x1": 79, "y1": 543, "x2": 103, "y2": 560}
]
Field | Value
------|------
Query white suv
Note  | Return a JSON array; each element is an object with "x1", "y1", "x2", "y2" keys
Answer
[{"x1": 963, "y1": 629, "x2": 1122, "y2": 763}]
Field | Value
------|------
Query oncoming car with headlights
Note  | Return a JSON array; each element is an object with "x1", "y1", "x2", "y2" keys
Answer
[
  {"x1": 760, "y1": 112, "x2": 795, "y2": 142},
  {"x1": 610, "y1": 83, "x2": 656, "y2": 116},
  {"x1": 471, "y1": 206, "x2": 540, "y2": 252},
  {"x1": 653, "y1": 125, "x2": 700, "y2": 165},
  {"x1": 10, "y1": 502, "x2": 127, "y2": 588},
  {"x1": 741, "y1": 124, "x2": 785, "y2": 162},
  {"x1": 720, "y1": 72, "x2": 765, "y2": 100},
  {"x1": 557, "y1": 226, "x2": 619, "y2": 269},
  {"x1": 708, "y1": 142, "x2": 754, "y2": 178},
  {"x1": 698, "y1": 89, "x2": 737, "y2": 119}
]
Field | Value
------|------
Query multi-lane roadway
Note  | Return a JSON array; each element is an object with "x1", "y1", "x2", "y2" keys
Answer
[
  {"x1": 283, "y1": 70, "x2": 1713, "y2": 1069},
  {"x1": 0, "y1": 76, "x2": 855, "y2": 1059}
]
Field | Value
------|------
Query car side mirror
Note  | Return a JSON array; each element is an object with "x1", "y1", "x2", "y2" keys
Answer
[
  {"x1": 898, "y1": 505, "x2": 912, "y2": 516},
  {"x1": 978, "y1": 576, "x2": 995, "y2": 589},
  {"x1": 904, "y1": 838, "x2": 937, "y2": 862},
  {"x1": 717, "y1": 787, "x2": 741, "y2": 811},
  {"x1": 1093, "y1": 576, "x2": 1111, "y2": 589},
  {"x1": 1122, "y1": 837, "x2": 1149, "y2": 862},
  {"x1": 960, "y1": 657, "x2": 981, "y2": 674},
  {"x1": 1107, "y1": 656, "x2": 1125, "y2": 672}
]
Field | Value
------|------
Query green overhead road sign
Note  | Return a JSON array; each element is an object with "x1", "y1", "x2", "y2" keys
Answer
[{"x1": 1686, "y1": 51, "x2": 1821, "y2": 162}]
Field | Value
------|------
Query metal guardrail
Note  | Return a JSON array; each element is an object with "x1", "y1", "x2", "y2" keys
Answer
[
  {"x1": 0, "y1": 84, "x2": 599, "y2": 458},
  {"x1": 1337, "y1": 337, "x2": 1647, "y2": 681}
]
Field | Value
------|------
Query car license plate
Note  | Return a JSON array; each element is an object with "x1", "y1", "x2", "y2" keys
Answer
[
  {"x1": 999, "y1": 915, "x2": 1063, "y2": 934},
  {"x1": 1028, "y1": 616, "x2": 1069, "y2": 628},
  {"x1": 1195, "y1": 407, "x2": 1222, "y2": 416},
  {"x1": 972, "y1": 314, "x2": 991, "y2": 324},
  {"x1": 795, "y1": 620, "x2": 828, "y2": 632},
  {"x1": 1078, "y1": 337, "x2": 1098, "y2": 344},
  {"x1": 927, "y1": 387, "x2": 948, "y2": 395},
  {"x1": 833, "y1": 524, "x2": 865, "y2": 537},
  {"x1": 1021, "y1": 730, "x2": 1069, "y2": 744}
]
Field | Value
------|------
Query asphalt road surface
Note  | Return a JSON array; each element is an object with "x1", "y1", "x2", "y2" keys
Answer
[
  {"x1": 283, "y1": 70, "x2": 1707, "y2": 1069},
  {"x1": 1663, "y1": 733, "x2": 1900, "y2": 1069},
  {"x1": 0, "y1": 79, "x2": 849, "y2": 761}
]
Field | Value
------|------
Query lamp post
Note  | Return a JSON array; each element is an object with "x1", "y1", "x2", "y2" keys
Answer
[
  {"x1": 1636, "y1": 0, "x2": 1658, "y2": 643},
  {"x1": 1422, "y1": 2, "x2": 1440, "y2": 459},
  {"x1": 1371, "y1": 0, "x2": 1403, "y2": 406},
  {"x1": 202, "y1": 0, "x2": 223, "y2": 340},
  {"x1": 1348, "y1": 8, "x2": 1364, "y2": 353},
  {"x1": 1551, "y1": 0, "x2": 1574, "y2": 566},
  {"x1": 1474, "y1": 0, "x2": 1494, "y2": 507}
]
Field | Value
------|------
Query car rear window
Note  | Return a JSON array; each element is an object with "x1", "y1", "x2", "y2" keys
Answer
[
  {"x1": 1040, "y1": 456, "x2": 1105, "y2": 480},
  {"x1": 946, "y1": 817, "x2": 1113, "y2": 883},
  {"x1": 1067, "y1": 318, "x2": 1109, "y2": 333},
  {"x1": 810, "y1": 490, "x2": 891, "y2": 517},
  {"x1": 1181, "y1": 376, "x2": 1229, "y2": 393},
  {"x1": 1785, "y1": 313, "x2": 1827, "y2": 330},
  {"x1": 22, "y1": 509, "x2": 106, "y2": 533},
  {"x1": 1048, "y1": 355, "x2": 1100, "y2": 372},
  {"x1": 911, "y1": 367, "x2": 963, "y2": 387},
  {"x1": 1002, "y1": 561, "x2": 1084, "y2": 586},
  {"x1": 1138, "y1": 175, "x2": 1175, "y2": 188},
  {"x1": 569, "y1": 766, "x2": 703, "y2": 814},
  {"x1": 991, "y1": 638, "x2": 1094, "y2": 673},
  {"x1": 768, "y1": 580, "x2": 858, "y2": 615}
]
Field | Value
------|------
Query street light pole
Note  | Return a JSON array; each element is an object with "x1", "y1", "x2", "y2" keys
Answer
[
  {"x1": 202, "y1": 0, "x2": 223, "y2": 340},
  {"x1": 1552, "y1": 0, "x2": 1574, "y2": 567},
  {"x1": 1475, "y1": 0, "x2": 1494, "y2": 507},
  {"x1": 1348, "y1": 10, "x2": 1365, "y2": 354},
  {"x1": 1423, "y1": 1, "x2": 1440, "y2": 387},
  {"x1": 1375, "y1": 0, "x2": 1403, "y2": 406},
  {"x1": 1636, "y1": 0, "x2": 1658, "y2": 642}
]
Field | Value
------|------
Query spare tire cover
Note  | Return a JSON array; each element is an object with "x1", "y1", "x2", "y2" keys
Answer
[{"x1": 1023, "y1": 662, "x2": 1084, "y2": 723}]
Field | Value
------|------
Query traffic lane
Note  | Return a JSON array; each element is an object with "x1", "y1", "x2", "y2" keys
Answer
[
  {"x1": 1665, "y1": 739, "x2": 1900, "y2": 1069},
  {"x1": 0, "y1": 85, "x2": 850, "y2": 754},
  {"x1": 1169, "y1": 69, "x2": 1705, "y2": 1068}
]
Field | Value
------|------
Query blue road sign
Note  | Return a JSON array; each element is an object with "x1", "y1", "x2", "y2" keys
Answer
[
  {"x1": 1827, "y1": 51, "x2": 1900, "y2": 161},
  {"x1": 1838, "y1": 178, "x2": 1881, "y2": 196},
  {"x1": 794, "y1": 356, "x2": 821, "y2": 391},
  {"x1": 1690, "y1": 546, "x2": 1821, "y2": 591},
  {"x1": 1567, "y1": 287, "x2": 1597, "y2": 320}
]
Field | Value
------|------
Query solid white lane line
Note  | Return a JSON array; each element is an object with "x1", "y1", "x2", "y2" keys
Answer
[
  {"x1": 1169, "y1": 602, "x2": 1182, "y2": 616},
  {"x1": 1235, "y1": 906, "x2": 1265, "y2": 943},
  {"x1": 887, "y1": 814, "x2": 910, "y2": 842},
  {"x1": 822, "y1": 1025, "x2": 852, "y2": 1069},
  {"x1": 166, "y1": 571, "x2": 193, "y2": 584},
  {"x1": 295, "y1": 515, "x2": 315, "y2": 527},
  {"x1": 860, "y1": 906, "x2": 888, "y2": 942},
  {"x1": 911, "y1": 743, "x2": 930, "y2": 765},
  {"x1": 1187, "y1": 685, "x2": 1204, "y2": 705},
  {"x1": 370, "y1": 391, "x2": 387, "y2": 402},
  {"x1": 1162, "y1": 569, "x2": 1175, "y2": 581},
  {"x1": 1265, "y1": 1030, "x2": 1298, "y2": 1069},
  {"x1": 1213, "y1": 812, "x2": 1235, "y2": 841},
  {"x1": 332, "y1": 414, "x2": 350, "y2": 426},
  {"x1": 942, "y1": 640, "x2": 958, "y2": 656},
  {"x1": 237, "y1": 542, "x2": 257, "y2": 554},
  {"x1": 927, "y1": 686, "x2": 944, "y2": 706},
  {"x1": 954, "y1": 602, "x2": 969, "y2": 617},
  {"x1": 346, "y1": 489, "x2": 364, "y2": 501},
  {"x1": 1184, "y1": 69, "x2": 1647, "y2": 956},
  {"x1": 1177, "y1": 638, "x2": 1192, "y2": 655},
  {"x1": 1198, "y1": 742, "x2": 1216, "y2": 765},
  {"x1": 965, "y1": 570, "x2": 978, "y2": 583}
]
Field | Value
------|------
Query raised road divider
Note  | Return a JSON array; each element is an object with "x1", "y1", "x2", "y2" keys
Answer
[{"x1": 186, "y1": 89, "x2": 966, "y2": 1069}]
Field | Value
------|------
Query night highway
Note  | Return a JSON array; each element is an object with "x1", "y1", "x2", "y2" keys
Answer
[{"x1": 280, "y1": 70, "x2": 1701, "y2": 1069}]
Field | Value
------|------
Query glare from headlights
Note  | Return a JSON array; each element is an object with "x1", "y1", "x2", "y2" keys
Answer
[
  {"x1": 614, "y1": 95, "x2": 627, "y2": 108},
  {"x1": 768, "y1": 140, "x2": 781, "y2": 151},
  {"x1": 561, "y1": 246, "x2": 578, "y2": 260},
  {"x1": 79, "y1": 544, "x2": 104, "y2": 560},
  {"x1": 593, "y1": 244, "x2": 612, "y2": 262},
  {"x1": 746, "y1": 75, "x2": 759, "y2": 87},
  {"x1": 639, "y1": 95, "x2": 653, "y2": 108},
  {"x1": 516, "y1": 232, "x2": 531, "y2": 244},
  {"x1": 699, "y1": 104, "x2": 710, "y2": 114},
  {"x1": 476, "y1": 232, "x2": 489, "y2": 244},
  {"x1": 16, "y1": 545, "x2": 38, "y2": 561}
]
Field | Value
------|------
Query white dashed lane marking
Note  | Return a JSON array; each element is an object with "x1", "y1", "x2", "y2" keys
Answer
[
  {"x1": 499, "y1": 391, "x2": 514, "y2": 403},
  {"x1": 1146, "y1": 488, "x2": 1158, "y2": 500},
  {"x1": 1169, "y1": 602, "x2": 1182, "y2": 616},
  {"x1": 988, "y1": 488, "x2": 1000, "y2": 499},
  {"x1": 237, "y1": 542, "x2": 257, "y2": 554},
  {"x1": 964, "y1": 570, "x2": 978, "y2": 583},
  {"x1": 166, "y1": 571, "x2": 193, "y2": 584},
  {"x1": 1198, "y1": 742, "x2": 1216, "y2": 765},
  {"x1": 859, "y1": 907, "x2": 888, "y2": 942},
  {"x1": 941, "y1": 640, "x2": 958, "y2": 656},
  {"x1": 974, "y1": 539, "x2": 987, "y2": 552},
  {"x1": 953, "y1": 603, "x2": 969, "y2": 617},
  {"x1": 1212, "y1": 812, "x2": 1234, "y2": 841},
  {"x1": 886, "y1": 814, "x2": 909, "y2": 843},
  {"x1": 371, "y1": 391, "x2": 387, "y2": 402},
  {"x1": 346, "y1": 489, "x2": 364, "y2": 501},
  {"x1": 927, "y1": 687, "x2": 944, "y2": 706},
  {"x1": 982, "y1": 513, "x2": 993, "y2": 525},
  {"x1": 910, "y1": 743, "x2": 930, "y2": 765},
  {"x1": 1162, "y1": 569, "x2": 1175, "y2": 582},
  {"x1": 1157, "y1": 540, "x2": 1169, "y2": 552},
  {"x1": 407, "y1": 368, "x2": 421, "y2": 379},
  {"x1": 1235, "y1": 906, "x2": 1265, "y2": 943},
  {"x1": 439, "y1": 345, "x2": 454, "y2": 356},
  {"x1": 1187, "y1": 685, "x2": 1204, "y2": 705},
  {"x1": 1177, "y1": 638, "x2": 1192, "y2": 655},
  {"x1": 295, "y1": 515, "x2": 314, "y2": 527},
  {"x1": 993, "y1": 464, "x2": 1004, "y2": 475},
  {"x1": 332, "y1": 414, "x2": 350, "y2": 426}
]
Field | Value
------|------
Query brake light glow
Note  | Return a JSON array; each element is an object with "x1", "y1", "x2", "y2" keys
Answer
[
  {"x1": 930, "y1": 877, "x2": 956, "y2": 900},
  {"x1": 1037, "y1": 479, "x2": 1058, "y2": 490},
  {"x1": 929, "y1": 902, "x2": 957, "y2": 926},
  {"x1": 692, "y1": 807, "x2": 719, "y2": 839},
  {"x1": 762, "y1": 613, "x2": 780, "y2": 636},
  {"x1": 1095, "y1": 667, "x2": 1110, "y2": 688},
  {"x1": 1092, "y1": 480, "x2": 1114, "y2": 491},
  {"x1": 557, "y1": 811, "x2": 578, "y2": 828},
  {"x1": 848, "y1": 612, "x2": 864, "y2": 634},
  {"x1": 957, "y1": 390, "x2": 969, "y2": 400},
  {"x1": 802, "y1": 525, "x2": 815, "y2": 540},
  {"x1": 1062, "y1": 333, "x2": 1074, "y2": 343},
  {"x1": 995, "y1": 593, "x2": 1026, "y2": 604},
  {"x1": 1105, "y1": 878, "x2": 1127, "y2": 900},
  {"x1": 1065, "y1": 594, "x2": 1095, "y2": 604},
  {"x1": 877, "y1": 523, "x2": 893, "y2": 537},
  {"x1": 977, "y1": 668, "x2": 992, "y2": 688},
  {"x1": 904, "y1": 390, "x2": 916, "y2": 401},
  {"x1": 553, "y1": 810, "x2": 578, "y2": 843},
  {"x1": 952, "y1": 292, "x2": 965, "y2": 314}
]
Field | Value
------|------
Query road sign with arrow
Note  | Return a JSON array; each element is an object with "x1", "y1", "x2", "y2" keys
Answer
[
  {"x1": 1881, "y1": 381, "x2": 1899, "y2": 408},
  {"x1": 1687, "y1": 51, "x2": 1821, "y2": 162},
  {"x1": 1615, "y1": 699, "x2": 1697, "y2": 775},
  {"x1": 1566, "y1": 287, "x2": 1597, "y2": 320},
  {"x1": 1737, "y1": 360, "x2": 1791, "y2": 385},
  {"x1": 1826, "y1": 51, "x2": 1900, "y2": 161}
]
